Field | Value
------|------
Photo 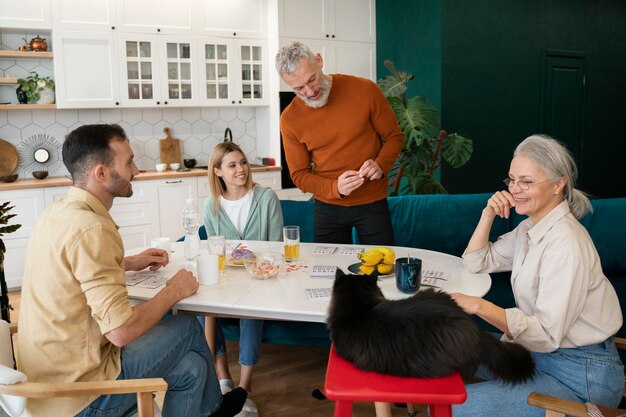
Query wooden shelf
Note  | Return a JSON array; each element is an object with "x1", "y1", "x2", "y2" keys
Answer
[
  {"x1": 0, "y1": 103, "x2": 57, "y2": 110},
  {"x1": 0, "y1": 50, "x2": 53, "y2": 59},
  {"x1": 0, "y1": 77, "x2": 18, "y2": 84}
]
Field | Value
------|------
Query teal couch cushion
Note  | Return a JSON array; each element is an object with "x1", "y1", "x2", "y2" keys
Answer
[{"x1": 280, "y1": 199, "x2": 315, "y2": 243}]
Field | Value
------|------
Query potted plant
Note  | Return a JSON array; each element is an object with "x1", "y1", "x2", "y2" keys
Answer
[
  {"x1": 0, "y1": 202, "x2": 21, "y2": 322},
  {"x1": 377, "y1": 60, "x2": 473, "y2": 194},
  {"x1": 16, "y1": 71, "x2": 55, "y2": 104}
]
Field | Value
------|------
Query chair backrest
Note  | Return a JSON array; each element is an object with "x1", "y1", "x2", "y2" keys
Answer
[{"x1": 0, "y1": 320, "x2": 27, "y2": 417}]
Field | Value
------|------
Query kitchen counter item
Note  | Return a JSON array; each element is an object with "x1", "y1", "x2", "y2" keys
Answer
[
  {"x1": 0, "y1": 174, "x2": 18, "y2": 183},
  {"x1": 32, "y1": 170, "x2": 49, "y2": 180},
  {"x1": 0, "y1": 139, "x2": 18, "y2": 177},
  {"x1": 159, "y1": 127, "x2": 181, "y2": 167}
]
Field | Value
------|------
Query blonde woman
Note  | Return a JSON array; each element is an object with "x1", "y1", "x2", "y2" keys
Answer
[{"x1": 203, "y1": 142, "x2": 283, "y2": 417}]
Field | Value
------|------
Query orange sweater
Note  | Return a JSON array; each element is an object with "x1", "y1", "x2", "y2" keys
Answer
[{"x1": 280, "y1": 74, "x2": 404, "y2": 206}]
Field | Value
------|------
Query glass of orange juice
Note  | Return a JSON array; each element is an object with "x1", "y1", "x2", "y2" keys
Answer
[
  {"x1": 208, "y1": 235, "x2": 226, "y2": 272},
  {"x1": 283, "y1": 225, "x2": 300, "y2": 263}
]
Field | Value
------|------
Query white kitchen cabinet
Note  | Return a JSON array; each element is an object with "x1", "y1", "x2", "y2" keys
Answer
[
  {"x1": 110, "y1": 180, "x2": 159, "y2": 249},
  {"x1": 43, "y1": 185, "x2": 69, "y2": 205},
  {"x1": 0, "y1": 188, "x2": 46, "y2": 289},
  {"x1": 278, "y1": 0, "x2": 375, "y2": 43},
  {"x1": 51, "y1": 0, "x2": 116, "y2": 31},
  {"x1": 195, "y1": 0, "x2": 267, "y2": 39},
  {"x1": 197, "y1": 38, "x2": 268, "y2": 106},
  {"x1": 252, "y1": 170, "x2": 281, "y2": 191},
  {"x1": 53, "y1": 30, "x2": 120, "y2": 108},
  {"x1": 117, "y1": 33, "x2": 198, "y2": 107},
  {"x1": 0, "y1": 0, "x2": 52, "y2": 30},
  {"x1": 155, "y1": 177, "x2": 198, "y2": 241},
  {"x1": 275, "y1": 187, "x2": 313, "y2": 201},
  {"x1": 278, "y1": 37, "x2": 376, "y2": 90},
  {"x1": 115, "y1": 0, "x2": 194, "y2": 35}
]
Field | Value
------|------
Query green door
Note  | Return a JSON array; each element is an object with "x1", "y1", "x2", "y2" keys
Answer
[{"x1": 541, "y1": 50, "x2": 586, "y2": 167}]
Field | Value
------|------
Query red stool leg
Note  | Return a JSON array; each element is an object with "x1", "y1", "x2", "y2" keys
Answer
[
  {"x1": 334, "y1": 400, "x2": 354, "y2": 417},
  {"x1": 429, "y1": 404, "x2": 453, "y2": 417}
]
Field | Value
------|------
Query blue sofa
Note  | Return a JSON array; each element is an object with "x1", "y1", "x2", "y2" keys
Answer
[{"x1": 217, "y1": 195, "x2": 626, "y2": 347}]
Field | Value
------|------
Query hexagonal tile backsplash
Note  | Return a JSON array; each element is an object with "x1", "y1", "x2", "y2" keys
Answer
[{"x1": 0, "y1": 107, "x2": 259, "y2": 179}]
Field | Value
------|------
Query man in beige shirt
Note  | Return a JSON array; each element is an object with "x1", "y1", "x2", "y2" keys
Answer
[{"x1": 17, "y1": 124, "x2": 247, "y2": 417}]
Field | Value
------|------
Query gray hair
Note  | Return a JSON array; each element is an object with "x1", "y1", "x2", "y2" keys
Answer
[
  {"x1": 514, "y1": 134, "x2": 592, "y2": 219},
  {"x1": 275, "y1": 41, "x2": 316, "y2": 76}
]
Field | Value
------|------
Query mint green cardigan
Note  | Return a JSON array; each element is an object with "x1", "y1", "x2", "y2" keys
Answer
[{"x1": 203, "y1": 184, "x2": 283, "y2": 242}]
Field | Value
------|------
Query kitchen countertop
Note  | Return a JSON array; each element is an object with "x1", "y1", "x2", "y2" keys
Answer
[{"x1": 0, "y1": 166, "x2": 282, "y2": 191}]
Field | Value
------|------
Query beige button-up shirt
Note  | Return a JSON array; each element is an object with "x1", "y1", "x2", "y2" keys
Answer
[
  {"x1": 17, "y1": 187, "x2": 133, "y2": 417},
  {"x1": 463, "y1": 201, "x2": 622, "y2": 352}
]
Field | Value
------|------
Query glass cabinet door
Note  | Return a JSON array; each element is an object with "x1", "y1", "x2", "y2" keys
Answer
[
  {"x1": 202, "y1": 41, "x2": 230, "y2": 100},
  {"x1": 165, "y1": 41, "x2": 193, "y2": 102},
  {"x1": 125, "y1": 40, "x2": 155, "y2": 101},
  {"x1": 239, "y1": 44, "x2": 264, "y2": 100}
]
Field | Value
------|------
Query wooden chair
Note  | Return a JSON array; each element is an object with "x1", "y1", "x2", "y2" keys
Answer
[
  {"x1": 0, "y1": 320, "x2": 167, "y2": 417},
  {"x1": 528, "y1": 337, "x2": 626, "y2": 417}
]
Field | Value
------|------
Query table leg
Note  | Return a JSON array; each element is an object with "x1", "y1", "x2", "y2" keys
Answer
[
  {"x1": 374, "y1": 402, "x2": 392, "y2": 417},
  {"x1": 204, "y1": 316, "x2": 216, "y2": 360}
]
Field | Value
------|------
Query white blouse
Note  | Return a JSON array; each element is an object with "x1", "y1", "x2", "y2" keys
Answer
[
  {"x1": 463, "y1": 200, "x2": 622, "y2": 352},
  {"x1": 219, "y1": 191, "x2": 253, "y2": 236}
]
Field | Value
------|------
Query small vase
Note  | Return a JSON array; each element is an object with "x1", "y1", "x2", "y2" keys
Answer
[
  {"x1": 36, "y1": 87, "x2": 55, "y2": 105},
  {"x1": 16, "y1": 86, "x2": 27, "y2": 104}
]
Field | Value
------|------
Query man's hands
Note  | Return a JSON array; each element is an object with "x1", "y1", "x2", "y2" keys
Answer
[
  {"x1": 165, "y1": 268, "x2": 199, "y2": 301},
  {"x1": 337, "y1": 159, "x2": 383, "y2": 197},
  {"x1": 124, "y1": 248, "x2": 169, "y2": 272}
]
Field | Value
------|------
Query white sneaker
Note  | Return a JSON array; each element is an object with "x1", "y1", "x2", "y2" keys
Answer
[
  {"x1": 219, "y1": 379, "x2": 234, "y2": 395},
  {"x1": 234, "y1": 398, "x2": 258, "y2": 417}
]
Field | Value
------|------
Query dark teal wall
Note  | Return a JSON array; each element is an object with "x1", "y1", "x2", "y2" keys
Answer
[
  {"x1": 377, "y1": 0, "x2": 626, "y2": 198},
  {"x1": 376, "y1": 0, "x2": 442, "y2": 110}
]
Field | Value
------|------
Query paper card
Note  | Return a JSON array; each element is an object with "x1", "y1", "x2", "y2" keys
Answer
[
  {"x1": 422, "y1": 270, "x2": 448, "y2": 280},
  {"x1": 313, "y1": 246, "x2": 338, "y2": 255},
  {"x1": 339, "y1": 247, "x2": 365, "y2": 256},
  {"x1": 304, "y1": 288, "x2": 332, "y2": 300},
  {"x1": 125, "y1": 273, "x2": 150, "y2": 286},
  {"x1": 310, "y1": 265, "x2": 337, "y2": 278},
  {"x1": 128, "y1": 272, "x2": 170, "y2": 289}
]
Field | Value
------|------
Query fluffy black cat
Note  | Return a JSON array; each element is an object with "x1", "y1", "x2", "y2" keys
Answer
[{"x1": 327, "y1": 269, "x2": 535, "y2": 384}]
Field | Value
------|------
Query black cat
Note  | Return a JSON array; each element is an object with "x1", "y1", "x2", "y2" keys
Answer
[{"x1": 327, "y1": 269, "x2": 535, "y2": 384}]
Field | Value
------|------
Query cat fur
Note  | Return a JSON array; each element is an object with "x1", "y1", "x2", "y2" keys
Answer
[{"x1": 327, "y1": 269, "x2": 535, "y2": 384}]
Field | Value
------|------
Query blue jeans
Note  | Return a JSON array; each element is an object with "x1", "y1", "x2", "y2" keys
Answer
[
  {"x1": 198, "y1": 317, "x2": 264, "y2": 366},
  {"x1": 75, "y1": 315, "x2": 222, "y2": 417},
  {"x1": 313, "y1": 198, "x2": 395, "y2": 245},
  {"x1": 453, "y1": 337, "x2": 624, "y2": 417}
]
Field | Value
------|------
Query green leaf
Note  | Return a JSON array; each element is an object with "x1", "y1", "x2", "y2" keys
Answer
[
  {"x1": 442, "y1": 133, "x2": 473, "y2": 168},
  {"x1": 0, "y1": 224, "x2": 21, "y2": 234}
]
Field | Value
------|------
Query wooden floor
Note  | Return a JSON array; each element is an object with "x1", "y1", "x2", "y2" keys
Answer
[{"x1": 7, "y1": 291, "x2": 426, "y2": 416}]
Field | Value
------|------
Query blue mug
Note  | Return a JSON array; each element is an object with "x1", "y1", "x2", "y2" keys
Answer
[{"x1": 395, "y1": 257, "x2": 422, "y2": 294}]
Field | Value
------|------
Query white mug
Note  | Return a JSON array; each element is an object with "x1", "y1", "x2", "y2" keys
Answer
[
  {"x1": 197, "y1": 254, "x2": 219, "y2": 285},
  {"x1": 150, "y1": 237, "x2": 171, "y2": 254}
]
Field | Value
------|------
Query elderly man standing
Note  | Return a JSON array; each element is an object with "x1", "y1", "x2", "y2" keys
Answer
[
  {"x1": 17, "y1": 124, "x2": 246, "y2": 417},
  {"x1": 276, "y1": 41, "x2": 404, "y2": 245}
]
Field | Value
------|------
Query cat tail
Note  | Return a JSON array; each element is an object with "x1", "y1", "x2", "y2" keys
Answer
[{"x1": 479, "y1": 332, "x2": 536, "y2": 384}]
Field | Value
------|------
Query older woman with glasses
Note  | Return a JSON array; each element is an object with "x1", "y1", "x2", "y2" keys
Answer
[{"x1": 451, "y1": 135, "x2": 623, "y2": 417}]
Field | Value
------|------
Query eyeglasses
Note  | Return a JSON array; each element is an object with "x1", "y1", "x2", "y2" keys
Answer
[{"x1": 502, "y1": 177, "x2": 551, "y2": 190}]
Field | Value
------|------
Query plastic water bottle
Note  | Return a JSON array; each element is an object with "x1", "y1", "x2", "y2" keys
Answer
[{"x1": 182, "y1": 198, "x2": 200, "y2": 263}]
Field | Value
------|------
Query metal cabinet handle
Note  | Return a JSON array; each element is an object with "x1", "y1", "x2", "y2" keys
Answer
[{"x1": 165, "y1": 180, "x2": 182, "y2": 184}]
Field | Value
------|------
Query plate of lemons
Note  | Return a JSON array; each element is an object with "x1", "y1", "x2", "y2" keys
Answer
[{"x1": 347, "y1": 247, "x2": 395, "y2": 277}]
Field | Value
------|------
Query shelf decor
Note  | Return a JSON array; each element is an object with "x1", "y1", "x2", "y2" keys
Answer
[
  {"x1": 16, "y1": 71, "x2": 55, "y2": 104},
  {"x1": 17, "y1": 133, "x2": 63, "y2": 175}
]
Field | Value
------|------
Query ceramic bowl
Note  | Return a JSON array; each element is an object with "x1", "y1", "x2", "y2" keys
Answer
[
  {"x1": 155, "y1": 163, "x2": 167, "y2": 172},
  {"x1": 0, "y1": 173, "x2": 18, "y2": 183},
  {"x1": 32, "y1": 171, "x2": 49, "y2": 180},
  {"x1": 184, "y1": 158, "x2": 197, "y2": 169},
  {"x1": 170, "y1": 163, "x2": 180, "y2": 171},
  {"x1": 244, "y1": 252, "x2": 283, "y2": 280}
]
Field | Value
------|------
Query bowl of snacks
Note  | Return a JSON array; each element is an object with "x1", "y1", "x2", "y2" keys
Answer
[{"x1": 244, "y1": 252, "x2": 283, "y2": 280}]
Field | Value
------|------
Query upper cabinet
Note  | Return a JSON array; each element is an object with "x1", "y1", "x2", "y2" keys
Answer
[
  {"x1": 115, "y1": 0, "x2": 194, "y2": 35},
  {"x1": 195, "y1": 0, "x2": 267, "y2": 39},
  {"x1": 51, "y1": 0, "x2": 116, "y2": 31},
  {"x1": 53, "y1": 30, "x2": 120, "y2": 108},
  {"x1": 0, "y1": 0, "x2": 52, "y2": 30},
  {"x1": 278, "y1": 0, "x2": 375, "y2": 43}
]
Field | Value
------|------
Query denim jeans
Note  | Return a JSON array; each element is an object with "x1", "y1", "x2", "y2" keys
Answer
[
  {"x1": 313, "y1": 198, "x2": 395, "y2": 245},
  {"x1": 199, "y1": 317, "x2": 264, "y2": 366},
  {"x1": 75, "y1": 315, "x2": 222, "y2": 417},
  {"x1": 453, "y1": 337, "x2": 624, "y2": 417}
]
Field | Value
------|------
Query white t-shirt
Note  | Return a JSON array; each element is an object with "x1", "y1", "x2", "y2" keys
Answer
[{"x1": 219, "y1": 191, "x2": 253, "y2": 235}]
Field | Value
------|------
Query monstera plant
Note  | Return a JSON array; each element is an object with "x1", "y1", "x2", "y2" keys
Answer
[
  {"x1": 0, "y1": 202, "x2": 21, "y2": 322},
  {"x1": 378, "y1": 60, "x2": 473, "y2": 194}
]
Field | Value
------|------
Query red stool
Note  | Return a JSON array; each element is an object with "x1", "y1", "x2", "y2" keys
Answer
[{"x1": 324, "y1": 344, "x2": 467, "y2": 417}]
